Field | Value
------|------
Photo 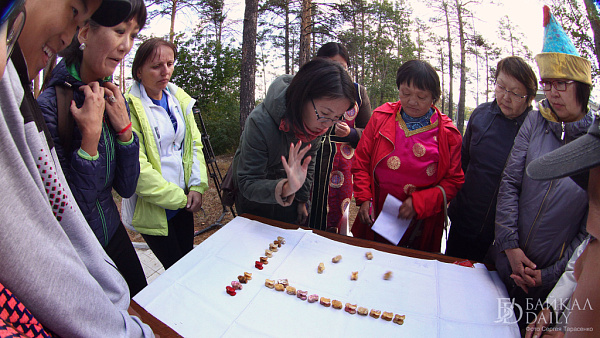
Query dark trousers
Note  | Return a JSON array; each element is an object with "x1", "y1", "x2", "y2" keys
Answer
[
  {"x1": 105, "y1": 223, "x2": 148, "y2": 297},
  {"x1": 445, "y1": 226, "x2": 493, "y2": 263},
  {"x1": 142, "y1": 210, "x2": 194, "y2": 270}
]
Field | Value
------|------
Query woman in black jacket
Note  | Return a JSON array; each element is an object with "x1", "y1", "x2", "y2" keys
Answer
[
  {"x1": 446, "y1": 56, "x2": 538, "y2": 262},
  {"x1": 37, "y1": 0, "x2": 148, "y2": 296}
]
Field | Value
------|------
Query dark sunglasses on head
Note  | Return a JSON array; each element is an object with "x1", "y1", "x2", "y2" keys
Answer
[{"x1": 1, "y1": 0, "x2": 26, "y2": 61}]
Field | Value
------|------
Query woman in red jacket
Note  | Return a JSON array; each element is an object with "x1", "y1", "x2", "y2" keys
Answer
[{"x1": 352, "y1": 60, "x2": 464, "y2": 252}]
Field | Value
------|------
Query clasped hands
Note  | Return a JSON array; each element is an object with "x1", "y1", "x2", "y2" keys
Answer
[{"x1": 505, "y1": 247, "x2": 542, "y2": 293}]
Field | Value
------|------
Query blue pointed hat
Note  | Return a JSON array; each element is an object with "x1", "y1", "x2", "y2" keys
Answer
[{"x1": 535, "y1": 6, "x2": 592, "y2": 85}]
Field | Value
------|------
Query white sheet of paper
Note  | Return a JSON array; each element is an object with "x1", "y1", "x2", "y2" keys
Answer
[{"x1": 371, "y1": 194, "x2": 411, "y2": 245}]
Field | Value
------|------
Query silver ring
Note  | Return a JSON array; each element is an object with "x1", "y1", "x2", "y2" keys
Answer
[{"x1": 107, "y1": 96, "x2": 117, "y2": 103}]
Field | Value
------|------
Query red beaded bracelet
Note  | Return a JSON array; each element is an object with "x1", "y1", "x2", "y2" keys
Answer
[{"x1": 117, "y1": 122, "x2": 132, "y2": 136}]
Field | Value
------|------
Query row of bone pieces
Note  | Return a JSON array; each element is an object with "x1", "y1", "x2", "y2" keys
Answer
[
  {"x1": 264, "y1": 278, "x2": 405, "y2": 325},
  {"x1": 257, "y1": 236, "x2": 286, "y2": 269},
  {"x1": 228, "y1": 236, "x2": 286, "y2": 295}
]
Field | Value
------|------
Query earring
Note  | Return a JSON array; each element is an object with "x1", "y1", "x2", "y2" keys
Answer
[{"x1": 79, "y1": 43, "x2": 86, "y2": 51}]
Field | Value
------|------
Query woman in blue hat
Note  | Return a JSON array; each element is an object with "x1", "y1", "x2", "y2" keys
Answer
[{"x1": 492, "y1": 5, "x2": 593, "y2": 328}]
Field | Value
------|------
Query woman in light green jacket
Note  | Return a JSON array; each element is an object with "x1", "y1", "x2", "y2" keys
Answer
[{"x1": 123, "y1": 38, "x2": 208, "y2": 269}]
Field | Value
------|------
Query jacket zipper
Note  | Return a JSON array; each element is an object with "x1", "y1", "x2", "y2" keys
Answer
[
  {"x1": 103, "y1": 121, "x2": 114, "y2": 187},
  {"x1": 99, "y1": 122, "x2": 113, "y2": 246},
  {"x1": 523, "y1": 180, "x2": 554, "y2": 250},
  {"x1": 96, "y1": 200, "x2": 109, "y2": 246}
]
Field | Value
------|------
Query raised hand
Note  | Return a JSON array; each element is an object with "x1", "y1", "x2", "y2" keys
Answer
[
  {"x1": 72, "y1": 82, "x2": 105, "y2": 156},
  {"x1": 281, "y1": 141, "x2": 311, "y2": 197}
]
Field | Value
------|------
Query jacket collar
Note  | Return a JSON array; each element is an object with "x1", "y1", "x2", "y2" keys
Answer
[
  {"x1": 263, "y1": 75, "x2": 293, "y2": 126},
  {"x1": 376, "y1": 100, "x2": 449, "y2": 139},
  {"x1": 537, "y1": 99, "x2": 593, "y2": 141}
]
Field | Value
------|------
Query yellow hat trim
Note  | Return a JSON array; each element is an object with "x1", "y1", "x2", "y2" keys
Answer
[{"x1": 535, "y1": 52, "x2": 592, "y2": 85}]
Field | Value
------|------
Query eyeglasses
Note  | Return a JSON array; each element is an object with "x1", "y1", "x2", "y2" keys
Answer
[
  {"x1": 1, "y1": 0, "x2": 26, "y2": 61},
  {"x1": 311, "y1": 98, "x2": 343, "y2": 124},
  {"x1": 539, "y1": 80, "x2": 575, "y2": 92},
  {"x1": 495, "y1": 82, "x2": 527, "y2": 101}
]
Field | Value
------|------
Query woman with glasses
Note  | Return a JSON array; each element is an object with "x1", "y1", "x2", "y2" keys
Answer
[
  {"x1": 232, "y1": 58, "x2": 355, "y2": 224},
  {"x1": 308, "y1": 42, "x2": 372, "y2": 233},
  {"x1": 446, "y1": 56, "x2": 537, "y2": 262},
  {"x1": 491, "y1": 8, "x2": 592, "y2": 328},
  {"x1": 352, "y1": 60, "x2": 464, "y2": 252}
]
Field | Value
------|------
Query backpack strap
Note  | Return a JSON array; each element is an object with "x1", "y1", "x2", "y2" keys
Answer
[{"x1": 56, "y1": 85, "x2": 74, "y2": 154}]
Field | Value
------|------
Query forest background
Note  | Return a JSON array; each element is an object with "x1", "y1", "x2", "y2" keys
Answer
[{"x1": 42, "y1": 0, "x2": 600, "y2": 155}]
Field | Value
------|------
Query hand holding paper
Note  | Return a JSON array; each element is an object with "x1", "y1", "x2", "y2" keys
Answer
[{"x1": 371, "y1": 194, "x2": 412, "y2": 245}]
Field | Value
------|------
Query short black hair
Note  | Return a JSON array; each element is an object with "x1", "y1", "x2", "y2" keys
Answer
[
  {"x1": 575, "y1": 81, "x2": 591, "y2": 110},
  {"x1": 495, "y1": 56, "x2": 538, "y2": 101},
  {"x1": 132, "y1": 38, "x2": 178, "y2": 82},
  {"x1": 59, "y1": 0, "x2": 147, "y2": 67},
  {"x1": 316, "y1": 42, "x2": 350, "y2": 67},
  {"x1": 285, "y1": 58, "x2": 355, "y2": 137},
  {"x1": 396, "y1": 60, "x2": 441, "y2": 104}
]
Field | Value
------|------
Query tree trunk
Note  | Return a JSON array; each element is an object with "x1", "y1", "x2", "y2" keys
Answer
[
  {"x1": 584, "y1": 0, "x2": 600, "y2": 69},
  {"x1": 475, "y1": 49, "x2": 479, "y2": 107},
  {"x1": 240, "y1": 0, "x2": 259, "y2": 132},
  {"x1": 299, "y1": 0, "x2": 312, "y2": 67},
  {"x1": 439, "y1": 47, "x2": 445, "y2": 114},
  {"x1": 284, "y1": 0, "x2": 290, "y2": 74},
  {"x1": 456, "y1": 0, "x2": 466, "y2": 135},
  {"x1": 485, "y1": 51, "x2": 489, "y2": 103},
  {"x1": 443, "y1": 1, "x2": 454, "y2": 120},
  {"x1": 169, "y1": 0, "x2": 178, "y2": 43},
  {"x1": 360, "y1": 5, "x2": 365, "y2": 84}
]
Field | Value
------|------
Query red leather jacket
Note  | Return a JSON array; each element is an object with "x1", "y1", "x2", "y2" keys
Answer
[{"x1": 351, "y1": 101, "x2": 464, "y2": 252}]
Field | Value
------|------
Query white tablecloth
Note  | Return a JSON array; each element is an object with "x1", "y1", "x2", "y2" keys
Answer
[{"x1": 134, "y1": 216, "x2": 519, "y2": 337}]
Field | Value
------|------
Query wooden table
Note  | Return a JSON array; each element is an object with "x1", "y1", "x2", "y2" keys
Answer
[{"x1": 130, "y1": 300, "x2": 182, "y2": 337}]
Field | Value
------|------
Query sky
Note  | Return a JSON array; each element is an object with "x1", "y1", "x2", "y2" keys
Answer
[{"x1": 142, "y1": 0, "x2": 595, "y2": 107}]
